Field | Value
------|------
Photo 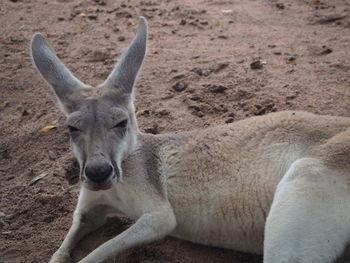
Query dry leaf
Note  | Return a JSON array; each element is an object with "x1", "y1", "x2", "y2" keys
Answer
[
  {"x1": 41, "y1": 125, "x2": 57, "y2": 132},
  {"x1": 29, "y1": 172, "x2": 49, "y2": 186}
]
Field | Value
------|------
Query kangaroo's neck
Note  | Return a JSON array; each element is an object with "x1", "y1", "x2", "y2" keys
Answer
[{"x1": 121, "y1": 132, "x2": 191, "y2": 188}]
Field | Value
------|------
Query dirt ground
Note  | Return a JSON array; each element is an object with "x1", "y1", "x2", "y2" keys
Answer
[{"x1": 1, "y1": 0, "x2": 350, "y2": 262}]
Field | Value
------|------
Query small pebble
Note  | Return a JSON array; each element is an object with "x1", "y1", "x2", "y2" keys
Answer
[
  {"x1": 191, "y1": 67, "x2": 203, "y2": 76},
  {"x1": 95, "y1": 0, "x2": 106, "y2": 5},
  {"x1": 321, "y1": 46, "x2": 333, "y2": 55},
  {"x1": 88, "y1": 14, "x2": 98, "y2": 20},
  {"x1": 218, "y1": 35, "x2": 228, "y2": 39},
  {"x1": 21, "y1": 109, "x2": 29, "y2": 116},
  {"x1": 180, "y1": 19, "x2": 186, "y2": 25},
  {"x1": 209, "y1": 85, "x2": 227, "y2": 94},
  {"x1": 48, "y1": 150, "x2": 56, "y2": 160},
  {"x1": 286, "y1": 55, "x2": 297, "y2": 62},
  {"x1": 157, "y1": 109, "x2": 170, "y2": 116},
  {"x1": 250, "y1": 60, "x2": 265, "y2": 70},
  {"x1": 276, "y1": 3, "x2": 285, "y2": 9},
  {"x1": 144, "y1": 124, "x2": 158, "y2": 134},
  {"x1": 172, "y1": 81, "x2": 187, "y2": 92}
]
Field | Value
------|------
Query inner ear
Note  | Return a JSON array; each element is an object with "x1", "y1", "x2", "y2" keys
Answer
[
  {"x1": 102, "y1": 17, "x2": 148, "y2": 101},
  {"x1": 31, "y1": 33, "x2": 87, "y2": 113}
]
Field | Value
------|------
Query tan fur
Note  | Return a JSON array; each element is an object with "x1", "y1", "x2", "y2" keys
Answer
[{"x1": 157, "y1": 111, "x2": 350, "y2": 253}]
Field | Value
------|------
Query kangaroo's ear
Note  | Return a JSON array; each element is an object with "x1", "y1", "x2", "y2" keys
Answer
[
  {"x1": 31, "y1": 34, "x2": 87, "y2": 113},
  {"x1": 102, "y1": 17, "x2": 148, "y2": 102}
]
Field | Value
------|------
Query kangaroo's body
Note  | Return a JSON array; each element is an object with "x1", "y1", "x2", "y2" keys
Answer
[
  {"x1": 107, "y1": 111, "x2": 350, "y2": 254},
  {"x1": 31, "y1": 18, "x2": 350, "y2": 263}
]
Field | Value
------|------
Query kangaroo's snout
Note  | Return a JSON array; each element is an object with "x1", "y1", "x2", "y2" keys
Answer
[{"x1": 85, "y1": 160, "x2": 113, "y2": 183}]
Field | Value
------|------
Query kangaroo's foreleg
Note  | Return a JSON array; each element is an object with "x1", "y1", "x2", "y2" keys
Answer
[
  {"x1": 78, "y1": 206, "x2": 176, "y2": 263},
  {"x1": 50, "y1": 188, "x2": 112, "y2": 263}
]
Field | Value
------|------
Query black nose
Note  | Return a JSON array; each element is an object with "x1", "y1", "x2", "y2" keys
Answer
[{"x1": 85, "y1": 161, "x2": 113, "y2": 183}]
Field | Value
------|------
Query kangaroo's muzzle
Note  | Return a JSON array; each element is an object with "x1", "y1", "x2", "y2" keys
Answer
[{"x1": 84, "y1": 160, "x2": 113, "y2": 183}]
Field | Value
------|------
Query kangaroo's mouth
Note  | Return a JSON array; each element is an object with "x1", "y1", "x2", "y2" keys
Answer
[{"x1": 82, "y1": 176, "x2": 115, "y2": 191}]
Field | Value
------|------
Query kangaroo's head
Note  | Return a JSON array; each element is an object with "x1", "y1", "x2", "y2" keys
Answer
[{"x1": 31, "y1": 18, "x2": 148, "y2": 191}]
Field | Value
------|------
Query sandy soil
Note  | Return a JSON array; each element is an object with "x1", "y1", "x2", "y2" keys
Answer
[{"x1": 1, "y1": 0, "x2": 350, "y2": 262}]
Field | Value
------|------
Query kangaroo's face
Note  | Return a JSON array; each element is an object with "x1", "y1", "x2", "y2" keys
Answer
[
  {"x1": 31, "y1": 18, "x2": 148, "y2": 191},
  {"x1": 66, "y1": 96, "x2": 138, "y2": 190}
]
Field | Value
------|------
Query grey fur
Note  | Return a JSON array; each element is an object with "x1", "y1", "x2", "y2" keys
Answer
[
  {"x1": 102, "y1": 17, "x2": 148, "y2": 100},
  {"x1": 31, "y1": 34, "x2": 86, "y2": 112}
]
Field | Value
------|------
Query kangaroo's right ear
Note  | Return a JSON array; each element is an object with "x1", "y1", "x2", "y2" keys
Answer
[{"x1": 31, "y1": 34, "x2": 87, "y2": 113}]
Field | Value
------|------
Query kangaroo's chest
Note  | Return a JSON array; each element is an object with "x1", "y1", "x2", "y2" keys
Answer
[{"x1": 105, "y1": 184, "x2": 149, "y2": 220}]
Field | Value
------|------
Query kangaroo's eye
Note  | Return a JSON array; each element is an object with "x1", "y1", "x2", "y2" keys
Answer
[
  {"x1": 114, "y1": 119, "x2": 128, "y2": 129},
  {"x1": 67, "y1": 125, "x2": 79, "y2": 133}
]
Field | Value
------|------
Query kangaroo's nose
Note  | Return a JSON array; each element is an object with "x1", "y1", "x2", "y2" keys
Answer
[{"x1": 85, "y1": 161, "x2": 113, "y2": 183}]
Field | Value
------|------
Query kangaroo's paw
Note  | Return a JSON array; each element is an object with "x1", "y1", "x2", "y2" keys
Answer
[{"x1": 49, "y1": 249, "x2": 71, "y2": 263}]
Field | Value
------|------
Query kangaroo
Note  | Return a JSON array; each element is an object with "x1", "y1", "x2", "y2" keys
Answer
[{"x1": 31, "y1": 17, "x2": 350, "y2": 263}]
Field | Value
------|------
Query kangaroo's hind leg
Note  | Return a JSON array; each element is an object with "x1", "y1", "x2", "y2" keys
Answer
[{"x1": 264, "y1": 158, "x2": 350, "y2": 263}]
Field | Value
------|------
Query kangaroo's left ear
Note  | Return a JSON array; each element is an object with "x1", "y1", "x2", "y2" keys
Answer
[{"x1": 102, "y1": 17, "x2": 148, "y2": 102}]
